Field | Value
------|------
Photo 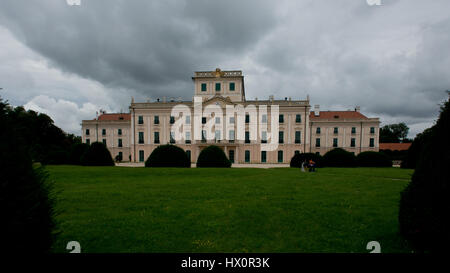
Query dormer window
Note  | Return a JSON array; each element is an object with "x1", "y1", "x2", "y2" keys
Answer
[
  {"x1": 201, "y1": 83, "x2": 207, "y2": 92},
  {"x1": 215, "y1": 83, "x2": 221, "y2": 91}
]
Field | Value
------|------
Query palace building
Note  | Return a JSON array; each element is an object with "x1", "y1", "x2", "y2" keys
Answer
[{"x1": 81, "y1": 68, "x2": 380, "y2": 164}]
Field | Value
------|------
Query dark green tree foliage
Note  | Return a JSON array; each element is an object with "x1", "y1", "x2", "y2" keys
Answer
[
  {"x1": 0, "y1": 98, "x2": 57, "y2": 253},
  {"x1": 322, "y1": 148, "x2": 357, "y2": 167},
  {"x1": 356, "y1": 151, "x2": 392, "y2": 167},
  {"x1": 1, "y1": 104, "x2": 80, "y2": 164},
  {"x1": 145, "y1": 145, "x2": 190, "y2": 167},
  {"x1": 380, "y1": 149, "x2": 408, "y2": 162},
  {"x1": 401, "y1": 128, "x2": 433, "y2": 169},
  {"x1": 81, "y1": 142, "x2": 114, "y2": 166},
  {"x1": 290, "y1": 153, "x2": 323, "y2": 168},
  {"x1": 69, "y1": 143, "x2": 90, "y2": 165},
  {"x1": 196, "y1": 145, "x2": 232, "y2": 168},
  {"x1": 380, "y1": 122, "x2": 410, "y2": 143},
  {"x1": 399, "y1": 95, "x2": 450, "y2": 252}
]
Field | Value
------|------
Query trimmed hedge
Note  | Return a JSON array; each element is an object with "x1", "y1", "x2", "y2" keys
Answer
[
  {"x1": 196, "y1": 145, "x2": 231, "y2": 168},
  {"x1": 80, "y1": 142, "x2": 114, "y2": 166},
  {"x1": 145, "y1": 145, "x2": 190, "y2": 168},
  {"x1": 399, "y1": 95, "x2": 450, "y2": 252},
  {"x1": 356, "y1": 151, "x2": 392, "y2": 167},
  {"x1": 322, "y1": 148, "x2": 357, "y2": 167},
  {"x1": 69, "y1": 143, "x2": 90, "y2": 165},
  {"x1": 290, "y1": 153, "x2": 323, "y2": 168}
]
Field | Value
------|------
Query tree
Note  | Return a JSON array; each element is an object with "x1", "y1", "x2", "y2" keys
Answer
[
  {"x1": 399, "y1": 94, "x2": 450, "y2": 252},
  {"x1": 0, "y1": 97, "x2": 58, "y2": 253},
  {"x1": 322, "y1": 148, "x2": 357, "y2": 167},
  {"x1": 380, "y1": 123, "x2": 410, "y2": 143}
]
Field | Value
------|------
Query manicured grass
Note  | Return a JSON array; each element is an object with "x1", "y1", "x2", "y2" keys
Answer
[{"x1": 47, "y1": 166, "x2": 413, "y2": 253}]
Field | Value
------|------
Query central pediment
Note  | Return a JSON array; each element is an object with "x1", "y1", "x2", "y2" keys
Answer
[{"x1": 203, "y1": 95, "x2": 237, "y2": 107}]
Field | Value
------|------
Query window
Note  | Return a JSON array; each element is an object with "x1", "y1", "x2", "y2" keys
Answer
[
  {"x1": 351, "y1": 127, "x2": 356, "y2": 134},
  {"x1": 261, "y1": 151, "x2": 267, "y2": 163},
  {"x1": 333, "y1": 138, "x2": 338, "y2": 147},
  {"x1": 215, "y1": 130, "x2": 221, "y2": 140},
  {"x1": 186, "y1": 150, "x2": 191, "y2": 161},
  {"x1": 215, "y1": 117, "x2": 221, "y2": 124},
  {"x1": 296, "y1": 114, "x2": 301, "y2": 123},
  {"x1": 118, "y1": 152, "x2": 123, "y2": 161},
  {"x1": 278, "y1": 151, "x2": 283, "y2": 163},
  {"x1": 279, "y1": 131, "x2": 284, "y2": 144},
  {"x1": 215, "y1": 82, "x2": 221, "y2": 91},
  {"x1": 245, "y1": 114, "x2": 250, "y2": 123},
  {"x1": 170, "y1": 131, "x2": 175, "y2": 144},
  {"x1": 201, "y1": 130, "x2": 206, "y2": 142},
  {"x1": 279, "y1": 114, "x2": 284, "y2": 123},
  {"x1": 261, "y1": 131, "x2": 267, "y2": 143},
  {"x1": 229, "y1": 82, "x2": 235, "y2": 91},
  {"x1": 315, "y1": 138, "x2": 321, "y2": 147},
  {"x1": 118, "y1": 128, "x2": 122, "y2": 135},
  {"x1": 295, "y1": 150, "x2": 300, "y2": 155},
  {"x1": 138, "y1": 116, "x2": 144, "y2": 125},
  {"x1": 185, "y1": 115, "x2": 190, "y2": 125},
  {"x1": 295, "y1": 131, "x2": 301, "y2": 144},
  {"x1": 229, "y1": 130, "x2": 235, "y2": 142},
  {"x1": 102, "y1": 139, "x2": 106, "y2": 145},
  {"x1": 202, "y1": 117, "x2": 207, "y2": 124},
  {"x1": 139, "y1": 150, "x2": 144, "y2": 162},
  {"x1": 351, "y1": 138, "x2": 356, "y2": 147},
  {"x1": 170, "y1": 116, "x2": 175, "y2": 124},
  {"x1": 154, "y1": 116, "x2": 159, "y2": 124},
  {"x1": 229, "y1": 117, "x2": 235, "y2": 124},
  {"x1": 118, "y1": 139, "x2": 123, "y2": 147},
  {"x1": 245, "y1": 150, "x2": 250, "y2": 163},
  {"x1": 201, "y1": 83, "x2": 207, "y2": 92},
  {"x1": 316, "y1": 127, "x2": 321, "y2": 134},
  {"x1": 370, "y1": 127, "x2": 375, "y2": 134},
  {"x1": 102, "y1": 129, "x2": 106, "y2": 135},
  {"x1": 370, "y1": 138, "x2": 375, "y2": 147},
  {"x1": 86, "y1": 139, "x2": 90, "y2": 145},
  {"x1": 229, "y1": 150, "x2": 235, "y2": 163},
  {"x1": 185, "y1": 132, "x2": 191, "y2": 144},
  {"x1": 154, "y1": 132, "x2": 160, "y2": 144},
  {"x1": 262, "y1": 114, "x2": 267, "y2": 123},
  {"x1": 245, "y1": 131, "x2": 250, "y2": 143},
  {"x1": 334, "y1": 127, "x2": 338, "y2": 134},
  {"x1": 85, "y1": 129, "x2": 90, "y2": 135},
  {"x1": 138, "y1": 132, "x2": 144, "y2": 144}
]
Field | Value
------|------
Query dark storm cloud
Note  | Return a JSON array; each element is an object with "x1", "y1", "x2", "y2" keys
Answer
[
  {"x1": 0, "y1": 0, "x2": 449, "y2": 136},
  {"x1": 0, "y1": 0, "x2": 278, "y2": 100}
]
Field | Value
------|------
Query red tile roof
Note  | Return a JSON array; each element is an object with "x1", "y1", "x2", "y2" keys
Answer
[
  {"x1": 310, "y1": 111, "x2": 368, "y2": 120},
  {"x1": 97, "y1": 113, "x2": 131, "y2": 121},
  {"x1": 379, "y1": 143, "x2": 412, "y2": 151}
]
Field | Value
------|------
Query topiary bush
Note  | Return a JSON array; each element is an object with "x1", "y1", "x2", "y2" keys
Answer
[
  {"x1": 69, "y1": 143, "x2": 90, "y2": 165},
  {"x1": 399, "y1": 94, "x2": 450, "y2": 252},
  {"x1": 0, "y1": 97, "x2": 58, "y2": 253},
  {"x1": 290, "y1": 153, "x2": 323, "y2": 168},
  {"x1": 145, "y1": 144, "x2": 190, "y2": 167},
  {"x1": 356, "y1": 151, "x2": 392, "y2": 167},
  {"x1": 80, "y1": 142, "x2": 114, "y2": 166},
  {"x1": 322, "y1": 148, "x2": 357, "y2": 167},
  {"x1": 196, "y1": 145, "x2": 231, "y2": 168}
]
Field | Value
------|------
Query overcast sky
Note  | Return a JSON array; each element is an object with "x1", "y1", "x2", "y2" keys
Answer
[{"x1": 0, "y1": 0, "x2": 449, "y2": 137}]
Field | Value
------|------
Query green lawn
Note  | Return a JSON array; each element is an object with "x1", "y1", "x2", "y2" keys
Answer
[{"x1": 48, "y1": 165, "x2": 413, "y2": 253}]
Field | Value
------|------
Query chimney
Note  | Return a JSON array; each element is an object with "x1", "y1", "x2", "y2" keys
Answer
[
  {"x1": 269, "y1": 95, "x2": 274, "y2": 101},
  {"x1": 314, "y1": 105, "x2": 320, "y2": 116},
  {"x1": 162, "y1": 96, "x2": 167, "y2": 103},
  {"x1": 355, "y1": 106, "x2": 360, "y2": 112}
]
